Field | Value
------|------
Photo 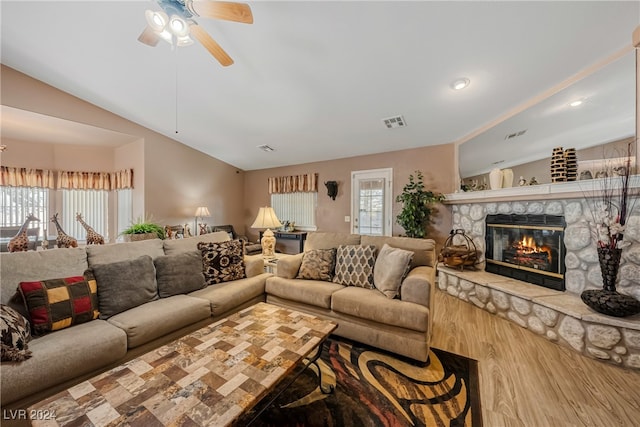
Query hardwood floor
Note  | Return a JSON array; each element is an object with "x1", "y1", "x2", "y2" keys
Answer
[{"x1": 431, "y1": 289, "x2": 640, "y2": 427}]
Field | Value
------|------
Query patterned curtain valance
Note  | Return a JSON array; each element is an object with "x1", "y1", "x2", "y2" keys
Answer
[
  {"x1": 0, "y1": 167, "x2": 55, "y2": 189},
  {"x1": 0, "y1": 166, "x2": 133, "y2": 190},
  {"x1": 268, "y1": 173, "x2": 318, "y2": 194}
]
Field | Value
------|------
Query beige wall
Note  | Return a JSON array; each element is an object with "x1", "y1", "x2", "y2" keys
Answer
[
  {"x1": 244, "y1": 144, "x2": 456, "y2": 248},
  {"x1": 1, "y1": 65, "x2": 245, "y2": 237}
]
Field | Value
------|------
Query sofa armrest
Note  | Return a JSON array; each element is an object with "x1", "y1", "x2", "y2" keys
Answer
[
  {"x1": 276, "y1": 253, "x2": 304, "y2": 279},
  {"x1": 399, "y1": 266, "x2": 435, "y2": 307},
  {"x1": 244, "y1": 255, "x2": 265, "y2": 278}
]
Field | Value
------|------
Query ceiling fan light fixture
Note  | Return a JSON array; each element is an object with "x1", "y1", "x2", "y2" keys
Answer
[
  {"x1": 145, "y1": 9, "x2": 168, "y2": 32},
  {"x1": 450, "y1": 78, "x2": 470, "y2": 90},
  {"x1": 169, "y1": 15, "x2": 190, "y2": 37},
  {"x1": 176, "y1": 35, "x2": 194, "y2": 47}
]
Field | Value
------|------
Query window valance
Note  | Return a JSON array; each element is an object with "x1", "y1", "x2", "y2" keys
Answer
[
  {"x1": 1, "y1": 166, "x2": 133, "y2": 190},
  {"x1": 0, "y1": 167, "x2": 55, "y2": 189},
  {"x1": 268, "y1": 173, "x2": 318, "y2": 194}
]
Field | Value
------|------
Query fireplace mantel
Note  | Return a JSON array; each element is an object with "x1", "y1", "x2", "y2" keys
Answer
[{"x1": 445, "y1": 176, "x2": 640, "y2": 204}]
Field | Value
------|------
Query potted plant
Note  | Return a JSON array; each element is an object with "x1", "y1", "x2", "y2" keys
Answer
[
  {"x1": 121, "y1": 217, "x2": 165, "y2": 241},
  {"x1": 396, "y1": 170, "x2": 445, "y2": 238}
]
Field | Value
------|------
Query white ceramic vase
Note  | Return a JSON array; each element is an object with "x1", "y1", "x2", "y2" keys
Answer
[
  {"x1": 502, "y1": 169, "x2": 514, "y2": 188},
  {"x1": 489, "y1": 168, "x2": 503, "y2": 190}
]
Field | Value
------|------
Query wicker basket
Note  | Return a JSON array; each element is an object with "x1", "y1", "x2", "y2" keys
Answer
[
  {"x1": 123, "y1": 233, "x2": 158, "y2": 242},
  {"x1": 439, "y1": 229, "x2": 479, "y2": 271}
]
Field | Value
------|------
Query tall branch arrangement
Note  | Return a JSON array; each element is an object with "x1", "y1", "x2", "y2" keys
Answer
[{"x1": 584, "y1": 141, "x2": 637, "y2": 250}]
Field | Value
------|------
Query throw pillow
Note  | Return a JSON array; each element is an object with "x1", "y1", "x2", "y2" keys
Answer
[
  {"x1": 333, "y1": 245, "x2": 377, "y2": 288},
  {"x1": 1, "y1": 304, "x2": 32, "y2": 362},
  {"x1": 373, "y1": 243, "x2": 414, "y2": 299},
  {"x1": 198, "y1": 240, "x2": 246, "y2": 285},
  {"x1": 90, "y1": 255, "x2": 158, "y2": 319},
  {"x1": 297, "y1": 248, "x2": 337, "y2": 281},
  {"x1": 154, "y1": 251, "x2": 206, "y2": 298},
  {"x1": 18, "y1": 275, "x2": 100, "y2": 335}
]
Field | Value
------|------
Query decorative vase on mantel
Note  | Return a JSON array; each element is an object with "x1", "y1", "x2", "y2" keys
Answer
[{"x1": 580, "y1": 247, "x2": 640, "y2": 317}]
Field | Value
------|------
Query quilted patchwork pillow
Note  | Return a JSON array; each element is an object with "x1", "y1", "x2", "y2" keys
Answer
[
  {"x1": 1, "y1": 304, "x2": 32, "y2": 362},
  {"x1": 297, "y1": 248, "x2": 337, "y2": 281},
  {"x1": 199, "y1": 240, "x2": 246, "y2": 285},
  {"x1": 333, "y1": 245, "x2": 377, "y2": 288},
  {"x1": 18, "y1": 275, "x2": 99, "y2": 335}
]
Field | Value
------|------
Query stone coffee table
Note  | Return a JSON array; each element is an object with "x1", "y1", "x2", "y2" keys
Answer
[{"x1": 28, "y1": 302, "x2": 337, "y2": 426}]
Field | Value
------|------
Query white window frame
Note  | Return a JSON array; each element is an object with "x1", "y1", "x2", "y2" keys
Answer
[{"x1": 0, "y1": 186, "x2": 49, "y2": 237}]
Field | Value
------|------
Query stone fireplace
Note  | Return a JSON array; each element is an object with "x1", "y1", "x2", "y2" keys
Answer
[{"x1": 441, "y1": 184, "x2": 640, "y2": 370}]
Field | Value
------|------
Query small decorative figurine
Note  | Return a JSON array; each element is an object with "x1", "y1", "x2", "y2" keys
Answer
[
  {"x1": 529, "y1": 176, "x2": 538, "y2": 185},
  {"x1": 518, "y1": 176, "x2": 527, "y2": 186}
]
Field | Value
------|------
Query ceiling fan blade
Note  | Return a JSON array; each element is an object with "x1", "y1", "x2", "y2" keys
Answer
[
  {"x1": 190, "y1": 1, "x2": 253, "y2": 24},
  {"x1": 138, "y1": 26, "x2": 160, "y2": 47},
  {"x1": 190, "y1": 24, "x2": 234, "y2": 66}
]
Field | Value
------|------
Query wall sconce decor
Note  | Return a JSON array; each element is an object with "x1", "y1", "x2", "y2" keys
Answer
[{"x1": 324, "y1": 181, "x2": 338, "y2": 200}]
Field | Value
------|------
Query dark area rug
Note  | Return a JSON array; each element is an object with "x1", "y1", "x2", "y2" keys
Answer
[{"x1": 251, "y1": 337, "x2": 482, "y2": 427}]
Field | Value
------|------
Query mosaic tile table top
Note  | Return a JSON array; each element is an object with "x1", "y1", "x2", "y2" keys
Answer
[{"x1": 28, "y1": 302, "x2": 337, "y2": 427}]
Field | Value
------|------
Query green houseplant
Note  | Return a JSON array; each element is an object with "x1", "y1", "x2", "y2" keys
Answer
[
  {"x1": 396, "y1": 171, "x2": 445, "y2": 238},
  {"x1": 121, "y1": 217, "x2": 165, "y2": 241}
]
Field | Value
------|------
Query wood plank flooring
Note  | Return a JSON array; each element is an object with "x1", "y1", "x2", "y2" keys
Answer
[{"x1": 431, "y1": 289, "x2": 640, "y2": 427}]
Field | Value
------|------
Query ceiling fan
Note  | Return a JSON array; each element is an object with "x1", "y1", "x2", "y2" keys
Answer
[{"x1": 137, "y1": 0, "x2": 253, "y2": 67}]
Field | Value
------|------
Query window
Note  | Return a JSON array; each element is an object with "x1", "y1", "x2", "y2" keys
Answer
[
  {"x1": 62, "y1": 190, "x2": 108, "y2": 241},
  {"x1": 270, "y1": 192, "x2": 317, "y2": 231},
  {"x1": 0, "y1": 186, "x2": 48, "y2": 236},
  {"x1": 117, "y1": 189, "x2": 133, "y2": 236}
]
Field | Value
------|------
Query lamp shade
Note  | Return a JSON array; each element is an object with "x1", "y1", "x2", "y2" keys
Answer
[
  {"x1": 251, "y1": 207, "x2": 282, "y2": 229},
  {"x1": 195, "y1": 206, "x2": 210, "y2": 217}
]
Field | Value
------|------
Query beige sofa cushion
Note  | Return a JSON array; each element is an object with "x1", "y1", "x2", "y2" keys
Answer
[
  {"x1": 1, "y1": 320, "x2": 127, "y2": 406},
  {"x1": 373, "y1": 243, "x2": 413, "y2": 298},
  {"x1": 331, "y1": 286, "x2": 429, "y2": 332},
  {"x1": 361, "y1": 235, "x2": 436, "y2": 269},
  {"x1": 298, "y1": 248, "x2": 336, "y2": 281},
  {"x1": 107, "y1": 295, "x2": 211, "y2": 348},
  {"x1": 189, "y1": 274, "x2": 268, "y2": 316},
  {"x1": 333, "y1": 245, "x2": 377, "y2": 288},
  {"x1": 163, "y1": 231, "x2": 230, "y2": 256},
  {"x1": 86, "y1": 238, "x2": 164, "y2": 267},
  {"x1": 304, "y1": 232, "x2": 361, "y2": 251},
  {"x1": 266, "y1": 276, "x2": 344, "y2": 309}
]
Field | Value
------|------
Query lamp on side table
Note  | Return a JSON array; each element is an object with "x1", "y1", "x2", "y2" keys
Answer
[
  {"x1": 251, "y1": 206, "x2": 282, "y2": 258},
  {"x1": 195, "y1": 206, "x2": 210, "y2": 235}
]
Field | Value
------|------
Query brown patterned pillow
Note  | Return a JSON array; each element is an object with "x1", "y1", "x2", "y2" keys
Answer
[
  {"x1": 1, "y1": 304, "x2": 32, "y2": 362},
  {"x1": 333, "y1": 245, "x2": 377, "y2": 288},
  {"x1": 199, "y1": 240, "x2": 246, "y2": 285},
  {"x1": 297, "y1": 249, "x2": 336, "y2": 281},
  {"x1": 18, "y1": 275, "x2": 100, "y2": 335}
]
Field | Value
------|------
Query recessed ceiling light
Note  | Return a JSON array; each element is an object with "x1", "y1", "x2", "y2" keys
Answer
[
  {"x1": 569, "y1": 99, "x2": 583, "y2": 107},
  {"x1": 450, "y1": 78, "x2": 470, "y2": 90}
]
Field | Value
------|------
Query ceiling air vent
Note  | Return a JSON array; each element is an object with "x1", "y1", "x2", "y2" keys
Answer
[
  {"x1": 382, "y1": 115, "x2": 406, "y2": 129},
  {"x1": 505, "y1": 129, "x2": 527, "y2": 140},
  {"x1": 257, "y1": 144, "x2": 275, "y2": 152}
]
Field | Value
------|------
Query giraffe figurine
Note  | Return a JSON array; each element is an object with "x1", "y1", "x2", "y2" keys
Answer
[
  {"x1": 51, "y1": 213, "x2": 78, "y2": 248},
  {"x1": 8, "y1": 214, "x2": 39, "y2": 252},
  {"x1": 75, "y1": 213, "x2": 104, "y2": 245}
]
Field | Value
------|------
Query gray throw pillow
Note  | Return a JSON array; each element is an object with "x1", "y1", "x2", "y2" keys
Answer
[
  {"x1": 333, "y1": 245, "x2": 377, "y2": 288},
  {"x1": 90, "y1": 255, "x2": 159, "y2": 319},
  {"x1": 154, "y1": 251, "x2": 206, "y2": 298},
  {"x1": 298, "y1": 248, "x2": 337, "y2": 281},
  {"x1": 373, "y1": 243, "x2": 414, "y2": 298}
]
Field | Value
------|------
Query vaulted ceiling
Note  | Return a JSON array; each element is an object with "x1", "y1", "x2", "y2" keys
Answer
[{"x1": 1, "y1": 1, "x2": 638, "y2": 171}]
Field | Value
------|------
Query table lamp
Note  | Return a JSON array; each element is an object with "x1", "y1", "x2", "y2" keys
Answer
[
  {"x1": 195, "y1": 206, "x2": 210, "y2": 235},
  {"x1": 251, "y1": 206, "x2": 282, "y2": 258}
]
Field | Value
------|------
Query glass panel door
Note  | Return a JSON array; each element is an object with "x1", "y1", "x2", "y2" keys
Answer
[{"x1": 351, "y1": 168, "x2": 392, "y2": 236}]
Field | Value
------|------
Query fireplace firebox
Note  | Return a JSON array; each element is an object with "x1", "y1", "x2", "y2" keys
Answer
[{"x1": 485, "y1": 214, "x2": 565, "y2": 291}]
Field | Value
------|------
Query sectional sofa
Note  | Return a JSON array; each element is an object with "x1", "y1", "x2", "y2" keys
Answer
[{"x1": 1, "y1": 231, "x2": 437, "y2": 409}]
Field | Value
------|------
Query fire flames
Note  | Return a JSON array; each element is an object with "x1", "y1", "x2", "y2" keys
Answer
[{"x1": 515, "y1": 235, "x2": 552, "y2": 262}]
